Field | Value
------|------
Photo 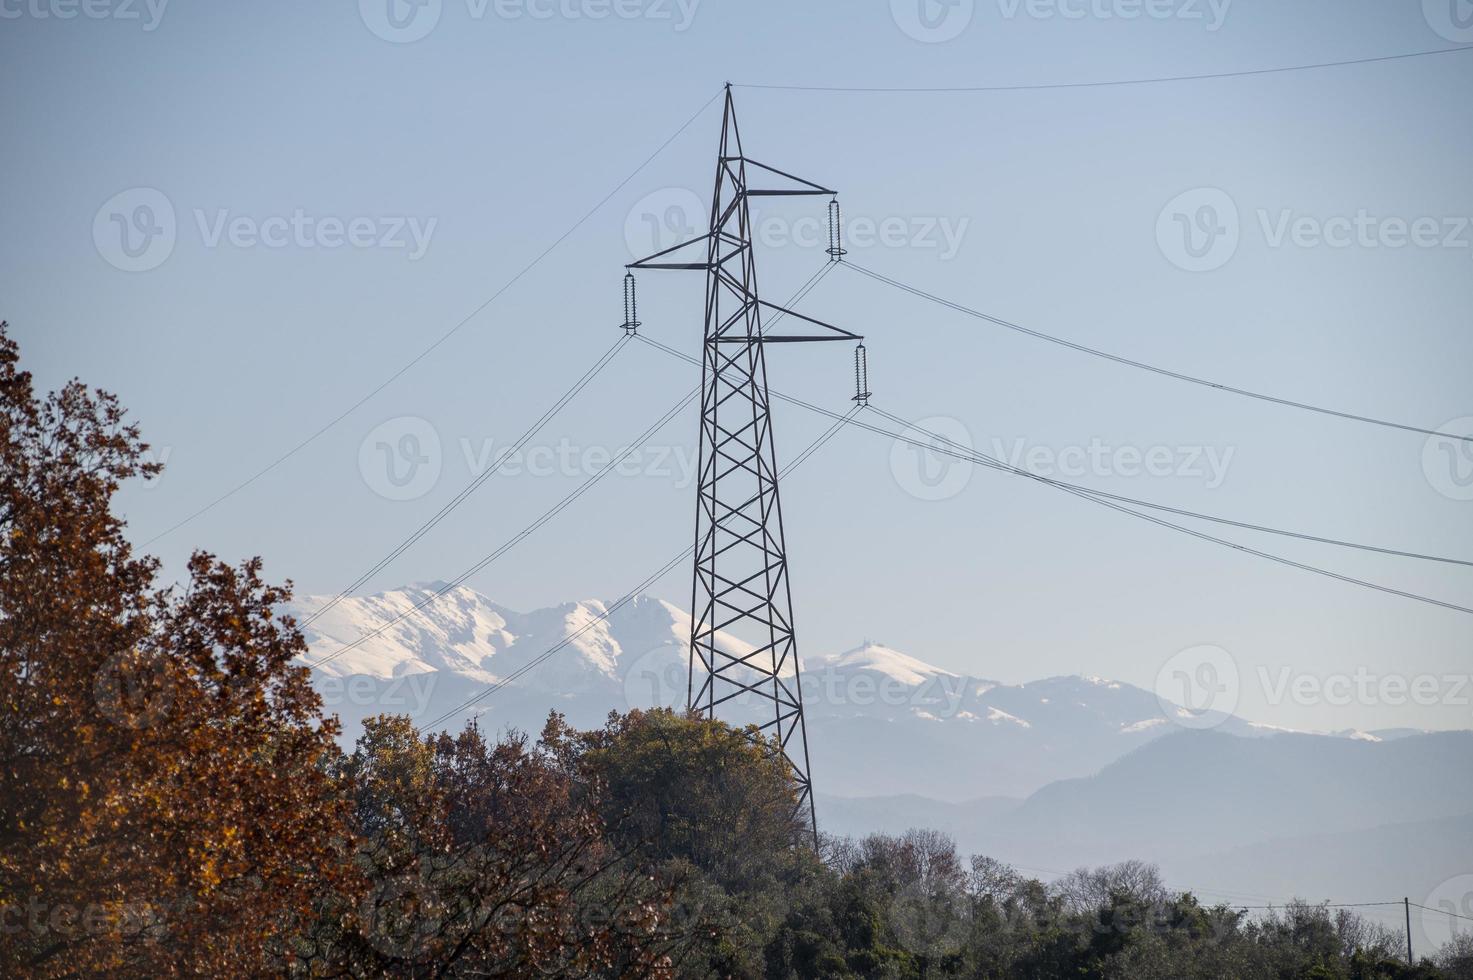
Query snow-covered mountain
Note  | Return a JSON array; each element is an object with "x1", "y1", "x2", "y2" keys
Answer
[
  {"x1": 289, "y1": 585, "x2": 1473, "y2": 908},
  {"x1": 291, "y1": 584, "x2": 1267, "y2": 797}
]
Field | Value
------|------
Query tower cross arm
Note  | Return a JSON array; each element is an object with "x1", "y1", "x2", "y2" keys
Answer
[
  {"x1": 709, "y1": 299, "x2": 860, "y2": 343},
  {"x1": 626, "y1": 230, "x2": 720, "y2": 270},
  {"x1": 723, "y1": 156, "x2": 836, "y2": 197}
]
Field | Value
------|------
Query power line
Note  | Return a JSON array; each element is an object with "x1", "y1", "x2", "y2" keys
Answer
[
  {"x1": 844, "y1": 262, "x2": 1473, "y2": 445},
  {"x1": 417, "y1": 404, "x2": 863, "y2": 730},
  {"x1": 1410, "y1": 902, "x2": 1473, "y2": 924},
  {"x1": 632, "y1": 332, "x2": 1471, "y2": 569},
  {"x1": 770, "y1": 261, "x2": 839, "y2": 323},
  {"x1": 895, "y1": 858, "x2": 1465, "y2": 927},
  {"x1": 737, "y1": 45, "x2": 1473, "y2": 93},
  {"x1": 862, "y1": 402, "x2": 1473, "y2": 617},
  {"x1": 862, "y1": 405, "x2": 1473, "y2": 569},
  {"x1": 630, "y1": 334, "x2": 1473, "y2": 617},
  {"x1": 301, "y1": 334, "x2": 631, "y2": 628},
  {"x1": 304, "y1": 387, "x2": 700, "y2": 670},
  {"x1": 140, "y1": 89, "x2": 723, "y2": 547},
  {"x1": 1231, "y1": 901, "x2": 1405, "y2": 911}
]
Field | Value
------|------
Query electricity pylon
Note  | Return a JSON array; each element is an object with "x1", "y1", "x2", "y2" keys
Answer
[{"x1": 628, "y1": 85, "x2": 859, "y2": 839}]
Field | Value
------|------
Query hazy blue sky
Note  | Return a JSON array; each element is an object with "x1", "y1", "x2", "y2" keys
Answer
[{"x1": 4, "y1": 0, "x2": 1471, "y2": 732}]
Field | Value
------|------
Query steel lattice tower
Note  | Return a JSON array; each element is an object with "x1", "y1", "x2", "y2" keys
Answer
[{"x1": 629, "y1": 86, "x2": 859, "y2": 838}]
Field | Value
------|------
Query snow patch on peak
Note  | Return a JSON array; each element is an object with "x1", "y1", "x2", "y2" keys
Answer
[
  {"x1": 292, "y1": 584, "x2": 510, "y2": 682},
  {"x1": 807, "y1": 642, "x2": 958, "y2": 687},
  {"x1": 1246, "y1": 722, "x2": 1307, "y2": 735},
  {"x1": 1327, "y1": 729, "x2": 1384, "y2": 742},
  {"x1": 986, "y1": 707, "x2": 1031, "y2": 728}
]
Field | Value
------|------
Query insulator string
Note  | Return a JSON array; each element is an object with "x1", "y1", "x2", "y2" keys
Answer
[
  {"x1": 826, "y1": 198, "x2": 847, "y2": 261},
  {"x1": 621, "y1": 272, "x2": 641, "y2": 335}
]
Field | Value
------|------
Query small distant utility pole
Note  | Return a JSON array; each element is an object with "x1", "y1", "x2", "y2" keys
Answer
[{"x1": 1405, "y1": 897, "x2": 1414, "y2": 966}]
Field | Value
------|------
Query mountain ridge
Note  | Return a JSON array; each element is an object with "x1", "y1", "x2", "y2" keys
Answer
[{"x1": 284, "y1": 583, "x2": 1384, "y2": 799}]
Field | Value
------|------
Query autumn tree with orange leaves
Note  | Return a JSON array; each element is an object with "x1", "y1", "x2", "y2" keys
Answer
[
  {"x1": 0, "y1": 322, "x2": 352, "y2": 976},
  {"x1": 0, "y1": 323, "x2": 710, "y2": 978}
]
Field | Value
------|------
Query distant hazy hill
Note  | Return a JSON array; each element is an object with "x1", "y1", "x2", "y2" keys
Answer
[
  {"x1": 967, "y1": 728, "x2": 1473, "y2": 866},
  {"x1": 820, "y1": 729, "x2": 1473, "y2": 923}
]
